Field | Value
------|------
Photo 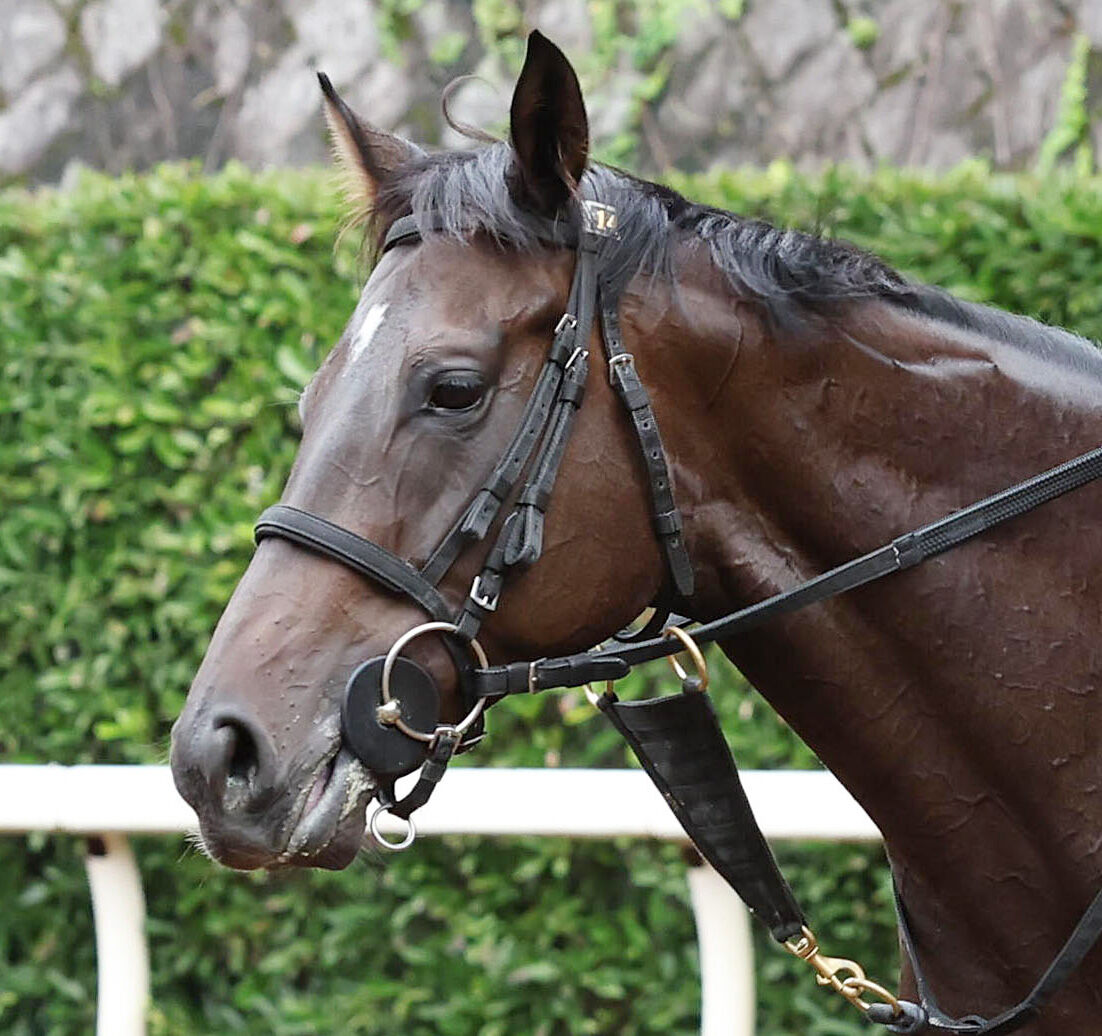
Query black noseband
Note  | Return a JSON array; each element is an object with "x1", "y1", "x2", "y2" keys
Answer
[{"x1": 253, "y1": 503, "x2": 483, "y2": 742}]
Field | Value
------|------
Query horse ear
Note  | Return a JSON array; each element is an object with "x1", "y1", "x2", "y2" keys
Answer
[
  {"x1": 318, "y1": 73, "x2": 420, "y2": 211},
  {"x1": 508, "y1": 31, "x2": 589, "y2": 214}
]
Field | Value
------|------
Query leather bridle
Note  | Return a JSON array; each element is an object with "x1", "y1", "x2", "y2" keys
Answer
[
  {"x1": 256, "y1": 193, "x2": 694, "y2": 803},
  {"x1": 252, "y1": 191, "x2": 1102, "y2": 1033}
]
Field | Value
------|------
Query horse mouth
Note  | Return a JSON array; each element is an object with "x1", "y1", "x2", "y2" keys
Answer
[{"x1": 279, "y1": 746, "x2": 375, "y2": 867}]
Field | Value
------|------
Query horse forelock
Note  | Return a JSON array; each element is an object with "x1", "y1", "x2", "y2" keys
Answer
[{"x1": 368, "y1": 144, "x2": 672, "y2": 295}]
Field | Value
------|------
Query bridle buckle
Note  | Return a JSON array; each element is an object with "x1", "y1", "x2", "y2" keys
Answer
[
  {"x1": 555, "y1": 313, "x2": 578, "y2": 335},
  {"x1": 608, "y1": 352, "x2": 635, "y2": 382},
  {"x1": 565, "y1": 346, "x2": 588, "y2": 371},
  {"x1": 469, "y1": 574, "x2": 500, "y2": 612}
]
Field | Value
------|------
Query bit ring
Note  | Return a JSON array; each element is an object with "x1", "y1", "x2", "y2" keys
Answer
[{"x1": 381, "y1": 621, "x2": 489, "y2": 742}]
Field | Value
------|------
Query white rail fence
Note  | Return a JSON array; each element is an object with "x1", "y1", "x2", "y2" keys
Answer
[{"x1": 0, "y1": 766, "x2": 881, "y2": 1036}]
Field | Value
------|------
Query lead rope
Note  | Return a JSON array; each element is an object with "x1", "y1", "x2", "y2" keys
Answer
[{"x1": 472, "y1": 442, "x2": 1102, "y2": 699}]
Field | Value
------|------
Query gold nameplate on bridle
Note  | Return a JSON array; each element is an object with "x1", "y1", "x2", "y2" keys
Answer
[{"x1": 582, "y1": 200, "x2": 618, "y2": 236}]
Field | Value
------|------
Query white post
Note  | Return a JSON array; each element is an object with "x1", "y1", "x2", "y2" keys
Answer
[
  {"x1": 84, "y1": 833, "x2": 149, "y2": 1036},
  {"x1": 687, "y1": 860, "x2": 755, "y2": 1036}
]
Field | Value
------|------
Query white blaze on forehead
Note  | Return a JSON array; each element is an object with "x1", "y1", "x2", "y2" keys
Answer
[{"x1": 347, "y1": 302, "x2": 389, "y2": 368}]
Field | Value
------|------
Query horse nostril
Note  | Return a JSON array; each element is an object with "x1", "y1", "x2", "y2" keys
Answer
[
  {"x1": 222, "y1": 718, "x2": 260, "y2": 785},
  {"x1": 209, "y1": 708, "x2": 275, "y2": 811}
]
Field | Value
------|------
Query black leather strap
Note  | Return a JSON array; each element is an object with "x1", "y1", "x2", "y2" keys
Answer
[
  {"x1": 256, "y1": 505, "x2": 453, "y2": 622},
  {"x1": 389, "y1": 727, "x2": 463, "y2": 820},
  {"x1": 504, "y1": 347, "x2": 589, "y2": 568},
  {"x1": 597, "y1": 687, "x2": 804, "y2": 941},
  {"x1": 600, "y1": 301, "x2": 695, "y2": 598},
  {"x1": 453, "y1": 512, "x2": 515, "y2": 641},
  {"x1": 445, "y1": 244, "x2": 597, "y2": 637},
  {"x1": 493, "y1": 225, "x2": 599, "y2": 569},
  {"x1": 419, "y1": 314, "x2": 578, "y2": 585},
  {"x1": 255, "y1": 505, "x2": 482, "y2": 712},
  {"x1": 496, "y1": 444, "x2": 1102, "y2": 697},
  {"x1": 382, "y1": 202, "x2": 697, "y2": 623},
  {"x1": 887, "y1": 881, "x2": 1102, "y2": 1034},
  {"x1": 473, "y1": 653, "x2": 630, "y2": 700}
]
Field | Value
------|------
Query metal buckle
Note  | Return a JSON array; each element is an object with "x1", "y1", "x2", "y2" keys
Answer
[
  {"x1": 565, "y1": 347, "x2": 588, "y2": 371},
  {"x1": 469, "y1": 574, "x2": 499, "y2": 612},
  {"x1": 581, "y1": 200, "x2": 618, "y2": 237},
  {"x1": 554, "y1": 313, "x2": 578, "y2": 335},
  {"x1": 608, "y1": 352, "x2": 635, "y2": 382}
]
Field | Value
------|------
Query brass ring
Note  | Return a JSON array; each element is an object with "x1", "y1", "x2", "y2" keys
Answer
[
  {"x1": 583, "y1": 681, "x2": 617, "y2": 708},
  {"x1": 663, "y1": 626, "x2": 709, "y2": 691},
  {"x1": 381, "y1": 621, "x2": 490, "y2": 742},
  {"x1": 839, "y1": 976, "x2": 903, "y2": 1017}
]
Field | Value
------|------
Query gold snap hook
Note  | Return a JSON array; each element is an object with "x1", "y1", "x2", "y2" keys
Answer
[
  {"x1": 784, "y1": 925, "x2": 903, "y2": 1020},
  {"x1": 663, "y1": 626, "x2": 709, "y2": 691}
]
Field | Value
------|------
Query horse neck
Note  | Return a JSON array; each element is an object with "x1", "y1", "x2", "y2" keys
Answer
[{"x1": 640, "y1": 277, "x2": 1102, "y2": 1023}]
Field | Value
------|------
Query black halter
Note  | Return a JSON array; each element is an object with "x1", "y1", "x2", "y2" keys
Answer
[{"x1": 253, "y1": 192, "x2": 1102, "y2": 1034}]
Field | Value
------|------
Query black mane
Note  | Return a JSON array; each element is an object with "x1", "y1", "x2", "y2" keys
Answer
[{"x1": 371, "y1": 142, "x2": 1097, "y2": 358}]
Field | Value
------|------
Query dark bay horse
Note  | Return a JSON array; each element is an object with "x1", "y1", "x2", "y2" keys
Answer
[{"x1": 171, "y1": 32, "x2": 1102, "y2": 1033}]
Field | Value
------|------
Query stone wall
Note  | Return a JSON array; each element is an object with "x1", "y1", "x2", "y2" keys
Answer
[{"x1": 2, "y1": 0, "x2": 1100, "y2": 182}]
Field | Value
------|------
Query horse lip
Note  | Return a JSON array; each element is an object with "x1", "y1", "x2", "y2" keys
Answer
[{"x1": 283, "y1": 747, "x2": 373, "y2": 860}]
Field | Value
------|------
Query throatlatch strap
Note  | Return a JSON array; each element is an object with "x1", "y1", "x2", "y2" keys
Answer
[{"x1": 597, "y1": 689, "x2": 804, "y2": 941}]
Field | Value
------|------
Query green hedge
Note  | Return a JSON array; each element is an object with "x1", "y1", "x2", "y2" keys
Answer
[{"x1": 3, "y1": 160, "x2": 1101, "y2": 1034}]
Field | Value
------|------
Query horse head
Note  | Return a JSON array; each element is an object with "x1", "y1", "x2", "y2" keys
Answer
[{"x1": 170, "y1": 33, "x2": 682, "y2": 869}]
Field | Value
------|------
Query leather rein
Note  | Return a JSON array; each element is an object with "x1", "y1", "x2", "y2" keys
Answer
[{"x1": 253, "y1": 194, "x2": 1102, "y2": 1033}]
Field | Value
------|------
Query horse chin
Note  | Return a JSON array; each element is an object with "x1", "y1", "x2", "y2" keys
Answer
[
  {"x1": 194, "y1": 747, "x2": 374, "y2": 872},
  {"x1": 281, "y1": 809, "x2": 369, "y2": 870},
  {"x1": 282, "y1": 747, "x2": 374, "y2": 865}
]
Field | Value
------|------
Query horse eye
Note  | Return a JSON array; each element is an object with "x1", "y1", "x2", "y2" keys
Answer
[{"x1": 427, "y1": 372, "x2": 485, "y2": 412}]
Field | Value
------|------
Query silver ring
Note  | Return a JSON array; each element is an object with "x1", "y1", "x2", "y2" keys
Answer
[
  {"x1": 369, "y1": 805, "x2": 416, "y2": 852},
  {"x1": 380, "y1": 621, "x2": 490, "y2": 742}
]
